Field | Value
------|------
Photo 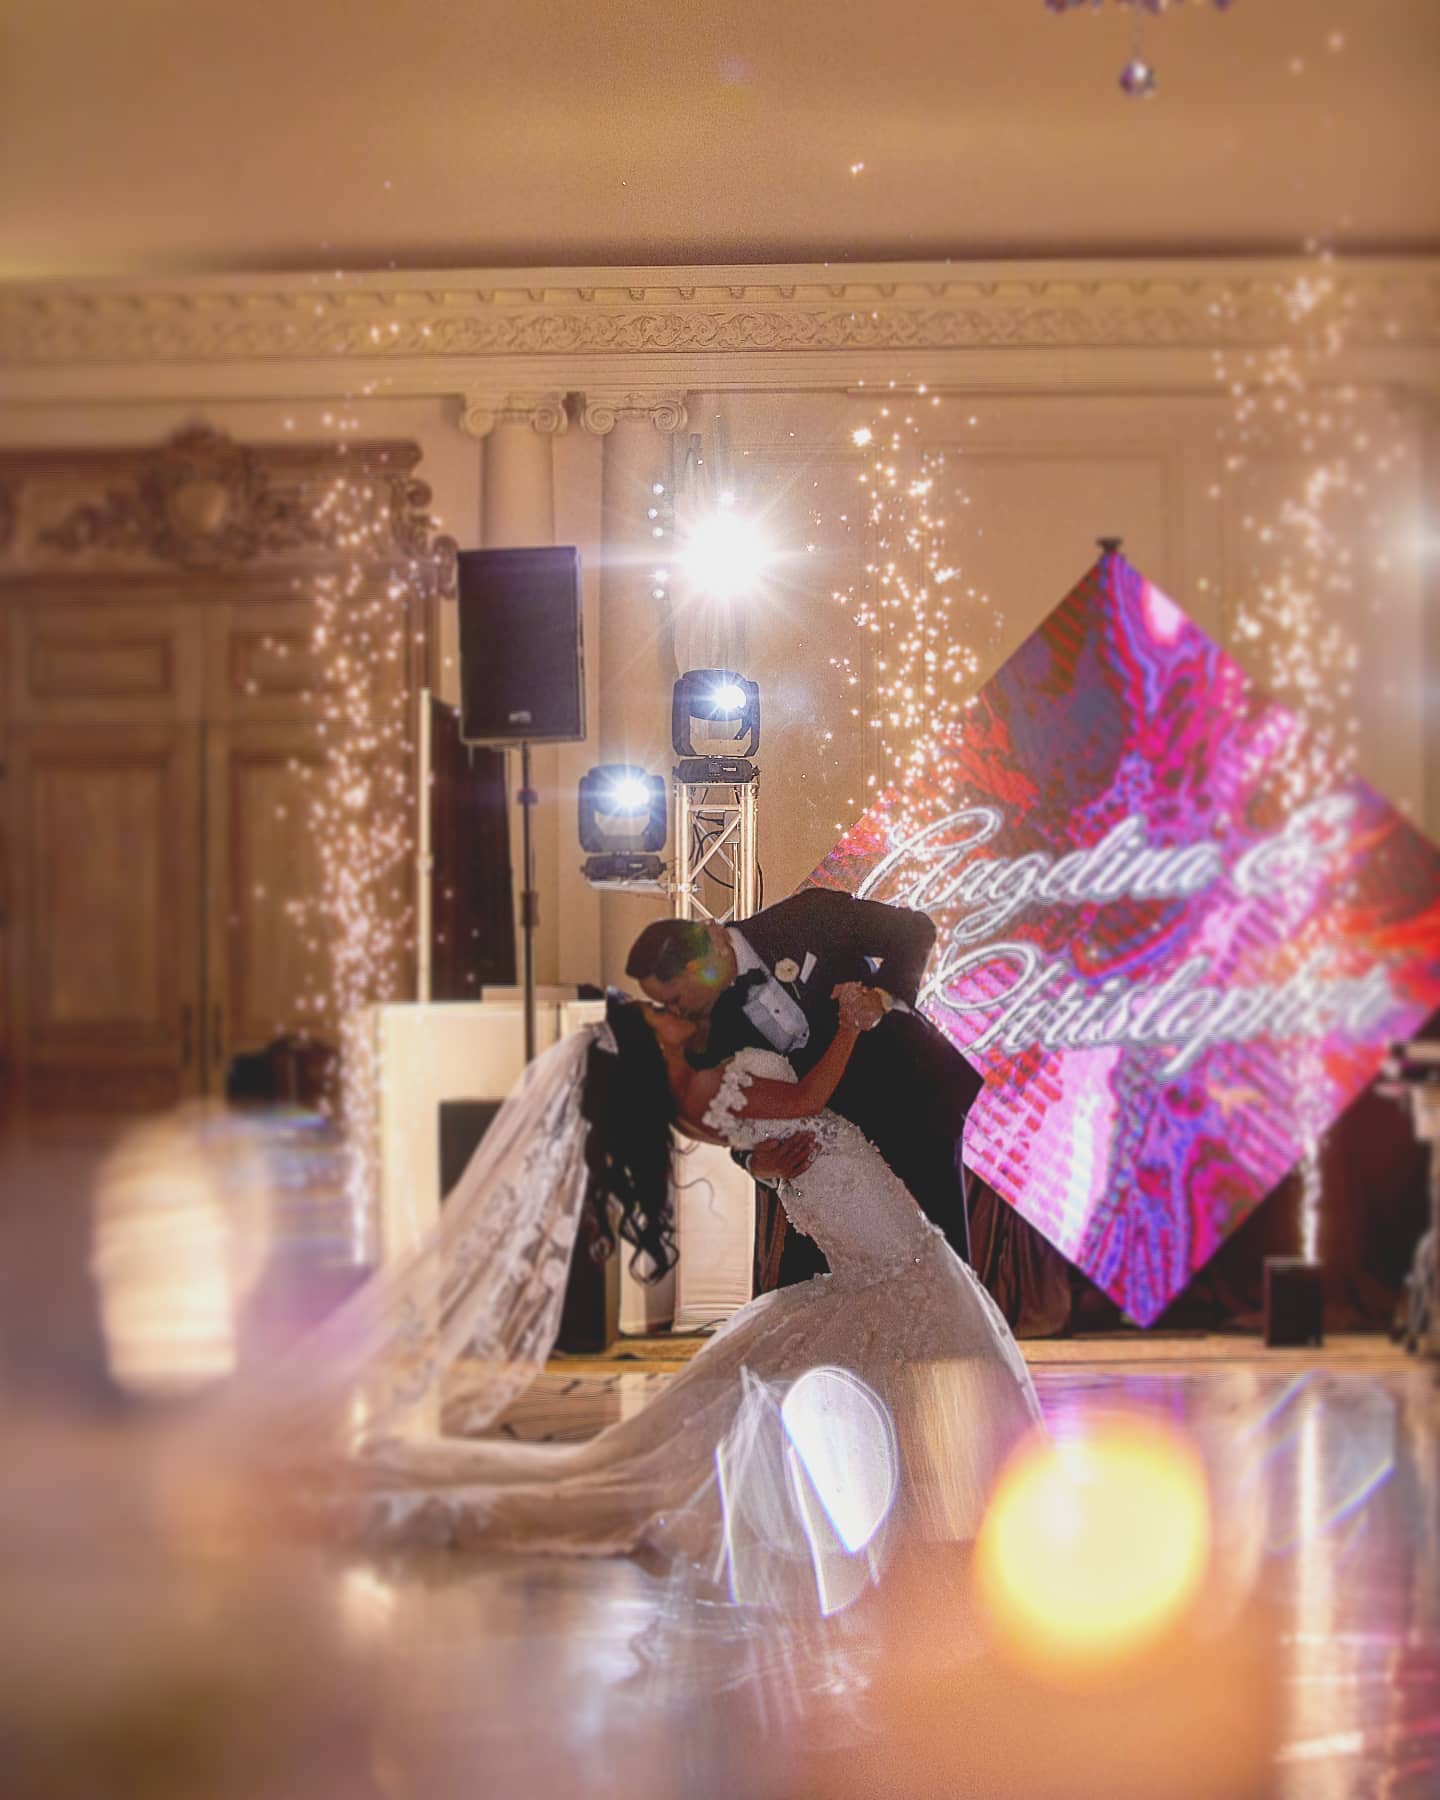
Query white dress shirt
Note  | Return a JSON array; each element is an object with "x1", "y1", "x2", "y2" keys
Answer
[{"x1": 726, "y1": 927, "x2": 811, "y2": 1053}]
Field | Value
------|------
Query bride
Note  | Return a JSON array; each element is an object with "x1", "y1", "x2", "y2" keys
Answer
[{"x1": 271, "y1": 984, "x2": 1043, "y2": 1592}]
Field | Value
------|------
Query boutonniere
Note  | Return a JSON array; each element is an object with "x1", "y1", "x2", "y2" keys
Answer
[{"x1": 773, "y1": 958, "x2": 800, "y2": 984}]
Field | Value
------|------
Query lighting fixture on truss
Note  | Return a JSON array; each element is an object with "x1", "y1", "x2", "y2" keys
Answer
[
  {"x1": 670, "y1": 670, "x2": 761, "y2": 924},
  {"x1": 578, "y1": 764, "x2": 667, "y2": 888}
]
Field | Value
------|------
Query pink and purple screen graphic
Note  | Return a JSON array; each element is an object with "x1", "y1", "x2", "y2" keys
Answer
[{"x1": 809, "y1": 552, "x2": 1440, "y2": 1325}]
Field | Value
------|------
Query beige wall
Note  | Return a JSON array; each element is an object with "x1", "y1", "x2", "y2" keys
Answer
[
  {"x1": 693, "y1": 386, "x2": 1430, "y2": 909},
  {"x1": 1, "y1": 260, "x2": 1434, "y2": 992}
]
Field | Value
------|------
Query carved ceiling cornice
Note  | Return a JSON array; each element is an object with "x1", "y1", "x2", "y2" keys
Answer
[{"x1": 1, "y1": 261, "x2": 1436, "y2": 367}]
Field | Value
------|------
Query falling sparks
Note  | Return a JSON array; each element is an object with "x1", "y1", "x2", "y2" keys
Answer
[
  {"x1": 288, "y1": 470, "x2": 440, "y2": 1258},
  {"x1": 1214, "y1": 262, "x2": 1410, "y2": 1262},
  {"x1": 1215, "y1": 270, "x2": 1368, "y2": 795},
  {"x1": 830, "y1": 395, "x2": 993, "y2": 851}
]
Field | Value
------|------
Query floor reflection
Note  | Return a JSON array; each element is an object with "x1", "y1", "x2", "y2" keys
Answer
[
  {"x1": 336, "y1": 1357, "x2": 1440, "y2": 1800},
  {"x1": 1032, "y1": 1363, "x2": 1440, "y2": 1800},
  {"x1": 2, "y1": 1102, "x2": 1436, "y2": 1797}
]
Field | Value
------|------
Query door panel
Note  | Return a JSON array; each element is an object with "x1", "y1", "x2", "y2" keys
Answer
[
  {"x1": 8, "y1": 723, "x2": 202, "y2": 1113},
  {"x1": 203, "y1": 599, "x2": 336, "y2": 725},
  {"x1": 10, "y1": 603, "x2": 202, "y2": 725}
]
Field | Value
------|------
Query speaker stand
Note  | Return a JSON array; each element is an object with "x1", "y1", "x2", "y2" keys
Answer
[
  {"x1": 518, "y1": 741, "x2": 539, "y2": 1062},
  {"x1": 415, "y1": 689, "x2": 434, "y2": 1003}
]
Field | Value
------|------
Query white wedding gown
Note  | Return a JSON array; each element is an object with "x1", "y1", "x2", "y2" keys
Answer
[{"x1": 350, "y1": 1048, "x2": 1045, "y2": 1586}]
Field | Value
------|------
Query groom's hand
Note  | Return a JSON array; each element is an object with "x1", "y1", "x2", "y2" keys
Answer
[
  {"x1": 833, "y1": 981, "x2": 886, "y2": 1031},
  {"x1": 749, "y1": 1132, "x2": 819, "y2": 1183}
]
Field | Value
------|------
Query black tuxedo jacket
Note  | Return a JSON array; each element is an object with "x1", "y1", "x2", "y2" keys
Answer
[{"x1": 694, "y1": 886, "x2": 983, "y2": 1143}]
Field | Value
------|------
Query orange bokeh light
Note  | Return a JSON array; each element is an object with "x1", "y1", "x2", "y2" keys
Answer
[{"x1": 976, "y1": 1415, "x2": 1212, "y2": 1682}]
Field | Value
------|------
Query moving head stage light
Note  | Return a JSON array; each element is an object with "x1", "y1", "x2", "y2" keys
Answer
[
  {"x1": 578, "y1": 764, "x2": 667, "y2": 886},
  {"x1": 671, "y1": 668, "x2": 760, "y2": 773},
  {"x1": 669, "y1": 669, "x2": 760, "y2": 921}
]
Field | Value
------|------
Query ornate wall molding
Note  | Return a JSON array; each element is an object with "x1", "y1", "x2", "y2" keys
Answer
[
  {"x1": 458, "y1": 389, "x2": 569, "y2": 438},
  {"x1": 35, "y1": 425, "x2": 342, "y2": 565},
  {"x1": 2, "y1": 261, "x2": 1436, "y2": 368},
  {"x1": 0, "y1": 425, "x2": 456, "y2": 583},
  {"x1": 578, "y1": 390, "x2": 689, "y2": 435}
]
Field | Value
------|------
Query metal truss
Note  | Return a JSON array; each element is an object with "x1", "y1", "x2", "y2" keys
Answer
[{"x1": 670, "y1": 755, "x2": 759, "y2": 924}]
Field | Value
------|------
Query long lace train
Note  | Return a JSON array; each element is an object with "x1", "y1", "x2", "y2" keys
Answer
[{"x1": 331, "y1": 1048, "x2": 1044, "y2": 1590}]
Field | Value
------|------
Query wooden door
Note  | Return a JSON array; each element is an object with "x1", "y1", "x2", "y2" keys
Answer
[
  {"x1": 5, "y1": 600, "x2": 205, "y2": 1114},
  {"x1": 201, "y1": 597, "x2": 332, "y2": 728},
  {"x1": 8, "y1": 601, "x2": 203, "y2": 728},
  {"x1": 204, "y1": 719, "x2": 330, "y2": 1091},
  {"x1": 7, "y1": 723, "x2": 203, "y2": 1114}
]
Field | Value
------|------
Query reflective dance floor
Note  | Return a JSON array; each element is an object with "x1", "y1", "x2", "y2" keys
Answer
[
  {"x1": 0, "y1": 1113, "x2": 1436, "y2": 1799},
  {"x1": 310, "y1": 1344, "x2": 1440, "y2": 1800}
]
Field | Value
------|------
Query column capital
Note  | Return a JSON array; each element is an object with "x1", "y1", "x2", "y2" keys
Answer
[
  {"x1": 459, "y1": 390, "x2": 570, "y2": 439},
  {"x1": 579, "y1": 391, "x2": 689, "y2": 436}
]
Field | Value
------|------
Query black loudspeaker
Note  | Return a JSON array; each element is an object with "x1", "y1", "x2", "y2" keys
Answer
[
  {"x1": 1264, "y1": 1257, "x2": 1325, "y2": 1348},
  {"x1": 457, "y1": 546, "x2": 585, "y2": 745}
]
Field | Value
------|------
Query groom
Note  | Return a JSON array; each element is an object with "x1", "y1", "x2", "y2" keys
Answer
[{"x1": 627, "y1": 887, "x2": 982, "y2": 1286}]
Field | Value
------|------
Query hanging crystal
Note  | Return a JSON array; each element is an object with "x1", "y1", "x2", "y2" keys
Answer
[
  {"x1": 1044, "y1": 0, "x2": 1235, "y2": 95},
  {"x1": 1119, "y1": 56, "x2": 1158, "y2": 97}
]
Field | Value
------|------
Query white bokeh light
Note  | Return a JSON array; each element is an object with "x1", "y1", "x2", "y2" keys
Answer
[
  {"x1": 681, "y1": 497, "x2": 773, "y2": 603},
  {"x1": 602, "y1": 774, "x2": 653, "y2": 814}
]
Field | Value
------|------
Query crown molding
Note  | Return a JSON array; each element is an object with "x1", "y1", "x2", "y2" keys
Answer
[
  {"x1": 1, "y1": 258, "x2": 1436, "y2": 368},
  {"x1": 0, "y1": 261, "x2": 1436, "y2": 414}
]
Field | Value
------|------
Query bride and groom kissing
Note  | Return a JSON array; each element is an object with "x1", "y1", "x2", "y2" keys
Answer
[
  {"x1": 626, "y1": 884, "x2": 982, "y2": 1287},
  {"x1": 304, "y1": 883, "x2": 1041, "y2": 1567}
]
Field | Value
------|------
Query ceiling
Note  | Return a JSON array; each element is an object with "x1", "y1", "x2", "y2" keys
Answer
[{"x1": 2, "y1": 0, "x2": 1436, "y2": 280}]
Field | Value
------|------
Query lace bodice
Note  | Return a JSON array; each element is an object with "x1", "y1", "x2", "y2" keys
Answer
[{"x1": 700, "y1": 1047, "x2": 940, "y2": 1285}]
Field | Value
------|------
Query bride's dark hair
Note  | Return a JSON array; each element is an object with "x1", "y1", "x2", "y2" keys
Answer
[{"x1": 579, "y1": 990, "x2": 678, "y2": 1282}]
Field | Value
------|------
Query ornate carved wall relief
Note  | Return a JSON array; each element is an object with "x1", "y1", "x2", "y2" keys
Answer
[
  {"x1": 36, "y1": 427, "x2": 343, "y2": 565},
  {"x1": 0, "y1": 425, "x2": 457, "y2": 586}
]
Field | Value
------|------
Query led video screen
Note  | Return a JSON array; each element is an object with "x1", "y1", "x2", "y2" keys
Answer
[{"x1": 810, "y1": 553, "x2": 1440, "y2": 1324}]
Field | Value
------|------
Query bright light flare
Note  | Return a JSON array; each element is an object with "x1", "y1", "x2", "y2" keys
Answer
[
  {"x1": 601, "y1": 775, "x2": 653, "y2": 815},
  {"x1": 976, "y1": 1417, "x2": 1211, "y2": 1678},
  {"x1": 681, "y1": 506, "x2": 773, "y2": 602},
  {"x1": 710, "y1": 682, "x2": 747, "y2": 712},
  {"x1": 712, "y1": 1367, "x2": 898, "y2": 1619},
  {"x1": 781, "y1": 1365, "x2": 898, "y2": 1557}
]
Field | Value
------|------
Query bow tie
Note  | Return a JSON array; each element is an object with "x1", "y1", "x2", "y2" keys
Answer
[{"x1": 685, "y1": 969, "x2": 772, "y2": 1069}]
